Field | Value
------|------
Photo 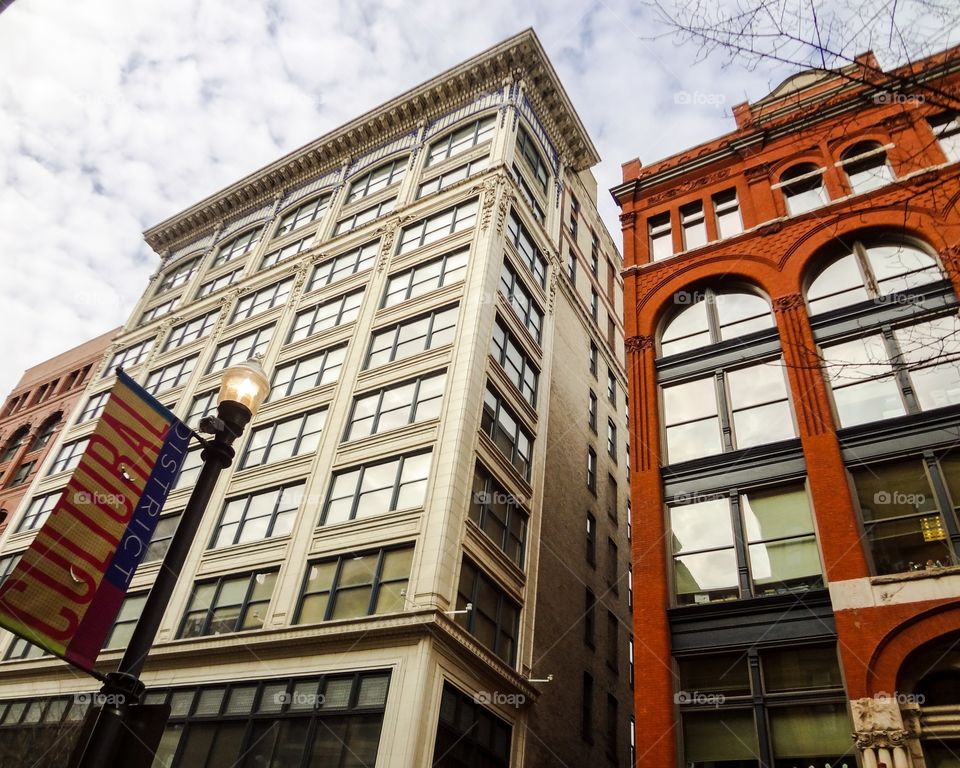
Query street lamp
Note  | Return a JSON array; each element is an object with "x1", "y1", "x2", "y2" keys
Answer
[{"x1": 69, "y1": 358, "x2": 270, "y2": 768}]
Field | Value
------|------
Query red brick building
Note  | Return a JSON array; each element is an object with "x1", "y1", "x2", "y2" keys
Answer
[
  {"x1": 612, "y1": 47, "x2": 960, "y2": 767},
  {"x1": 0, "y1": 330, "x2": 116, "y2": 534}
]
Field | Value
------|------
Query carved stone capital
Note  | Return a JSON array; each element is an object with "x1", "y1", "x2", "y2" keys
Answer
[
  {"x1": 773, "y1": 293, "x2": 804, "y2": 313},
  {"x1": 619, "y1": 211, "x2": 638, "y2": 229},
  {"x1": 854, "y1": 728, "x2": 910, "y2": 750},
  {"x1": 625, "y1": 335, "x2": 655, "y2": 354},
  {"x1": 744, "y1": 165, "x2": 770, "y2": 182}
]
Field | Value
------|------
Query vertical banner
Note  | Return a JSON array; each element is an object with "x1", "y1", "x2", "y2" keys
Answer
[{"x1": 0, "y1": 370, "x2": 192, "y2": 671}]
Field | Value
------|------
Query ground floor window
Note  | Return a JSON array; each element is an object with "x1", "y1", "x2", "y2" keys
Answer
[{"x1": 432, "y1": 682, "x2": 512, "y2": 768}]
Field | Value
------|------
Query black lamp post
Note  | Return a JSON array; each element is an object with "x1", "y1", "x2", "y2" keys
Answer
[{"x1": 69, "y1": 358, "x2": 270, "y2": 768}]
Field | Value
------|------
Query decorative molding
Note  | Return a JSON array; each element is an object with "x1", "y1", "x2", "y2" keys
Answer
[
  {"x1": 646, "y1": 169, "x2": 731, "y2": 206},
  {"x1": 880, "y1": 111, "x2": 914, "y2": 132},
  {"x1": 547, "y1": 272, "x2": 558, "y2": 315},
  {"x1": 625, "y1": 335, "x2": 655, "y2": 354},
  {"x1": 772, "y1": 293, "x2": 804, "y2": 313},
  {"x1": 494, "y1": 189, "x2": 513, "y2": 238},
  {"x1": 619, "y1": 211, "x2": 638, "y2": 229},
  {"x1": 479, "y1": 175, "x2": 502, "y2": 231},
  {"x1": 756, "y1": 221, "x2": 784, "y2": 237},
  {"x1": 744, "y1": 165, "x2": 771, "y2": 182}
]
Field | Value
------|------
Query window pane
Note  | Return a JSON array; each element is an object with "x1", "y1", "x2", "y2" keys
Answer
[
  {"x1": 732, "y1": 400, "x2": 796, "y2": 448},
  {"x1": 831, "y1": 377, "x2": 906, "y2": 427},
  {"x1": 761, "y1": 646, "x2": 843, "y2": 692},
  {"x1": 666, "y1": 418, "x2": 723, "y2": 463},
  {"x1": 748, "y1": 537, "x2": 822, "y2": 594},
  {"x1": 674, "y1": 549, "x2": 739, "y2": 604},
  {"x1": 807, "y1": 253, "x2": 869, "y2": 314},
  {"x1": 663, "y1": 377, "x2": 717, "y2": 424},
  {"x1": 682, "y1": 710, "x2": 759, "y2": 763},
  {"x1": 727, "y1": 361, "x2": 789, "y2": 409},
  {"x1": 768, "y1": 704, "x2": 852, "y2": 759},
  {"x1": 742, "y1": 486, "x2": 815, "y2": 541},
  {"x1": 671, "y1": 499, "x2": 733, "y2": 553},
  {"x1": 678, "y1": 654, "x2": 751, "y2": 697}
]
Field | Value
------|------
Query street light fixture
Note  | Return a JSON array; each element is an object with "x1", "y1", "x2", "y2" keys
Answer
[{"x1": 69, "y1": 358, "x2": 270, "y2": 768}]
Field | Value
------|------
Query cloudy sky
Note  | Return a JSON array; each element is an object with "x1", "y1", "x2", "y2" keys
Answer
[{"x1": 0, "y1": 0, "x2": 949, "y2": 396}]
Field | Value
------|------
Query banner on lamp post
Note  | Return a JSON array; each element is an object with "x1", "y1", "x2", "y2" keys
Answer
[{"x1": 0, "y1": 369, "x2": 192, "y2": 672}]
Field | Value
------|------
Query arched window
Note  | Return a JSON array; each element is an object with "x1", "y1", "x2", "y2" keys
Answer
[
  {"x1": 156, "y1": 257, "x2": 199, "y2": 294},
  {"x1": 806, "y1": 240, "x2": 943, "y2": 315},
  {"x1": 346, "y1": 157, "x2": 407, "y2": 204},
  {"x1": 28, "y1": 414, "x2": 61, "y2": 452},
  {"x1": 0, "y1": 427, "x2": 28, "y2": 464},
  {"x1": 211, "y1": 228, "x2": 263, "y2": 269},
  {"x1": 840, "y1": 141, "x2": 894, "y2": 194},
  {"x1": 779, "y1": 163, "x2": 827, "y2": 215},
  {"x1": 659, "y1": 289, "x2": 774, "y2": 357}
]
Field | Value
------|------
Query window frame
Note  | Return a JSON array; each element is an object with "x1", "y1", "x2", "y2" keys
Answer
[
  {"x1": 177, "y1": 569, "x2": 278, "y2": 639},
  {"x1": 211, "y1": 482, "x2": 304, "y2": 549}
]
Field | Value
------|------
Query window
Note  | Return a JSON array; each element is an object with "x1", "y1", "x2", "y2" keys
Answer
[
  {"x1": 240, "y1": 410, "x2": 326, "y2": 469},
  {"x1": 164, "y1": 310, "x2": 219, "y2": 352},
  {"x1": 606, "y1": 695, "x2": 618, "y2": 755},
  {"x1": 662, "y1": 359, "x2": 795, "y2": 463},
  {"x1": 196, "y1": 267, "x2": 241, "y2": 298},
  {"x1": 510, "y1": 163, "x2": 546, "y2": 223},
  {"x1": 455, "y1": 558, "x2": 519, "y2": 664},
  {"x1": 322, "y1": 451, "x2": 432, "y2": 525},
  {"x1": 8, "y1": 461, "x2": 34, "y2": 487},
  {"x1": 212, "y1": 483, "x2": 304, "y2": 548},
  {"x1": 186, "y1": 389, "x2": 217, "y2": 425},
  {"x1": 779, "y1": 163, "x2": 828, "y2": 215},
  {"x1": 586, "y1": 512, "x2": 597, "y2": 566},
  {"x1": 418, "y1": 156, "x2": 489, "y2": 198},
  {"x1": 469, "y1": 463, "x2": 528, "y2": 567},
  {"x1": 516, "y1": 125, "x2": 548, "y2": 191},
  {"x1": 334, "y1": 197, "x2": 395, "y2": 236},
  {"x1": 49, "y1": 437, "x2": 88, "y2": 475},
  {"x1": 588, "y1": 391, "x2": 598, "y2": 431},
  {"x1": 157, "y1": 258, "x2": 199, "y2": 294},
  {"x1": 569, "y1": 194, "x2": 580, "y2": 237},
  {"x1": 587, "y1": 448, "x2": 597, "y2": 493},
  {"x1": 584, "y1": 589, "x2": 596, "y2": 645},
  {"x1": 627, "y1": 567, "x2": 633, "y2": 609},
  {"x1": 677, "y1": 646, "x2": 848, "y2": 768},
  {"x1": 261, "y1": 233, "x2": 313, "y2": 269},
  {"x1": 296, "y1": 546, "x2": 413, "y2": 623},
  {"x1": 382, "y1": 248, "x2": 468, "y2": 307},
  {"x1": 648, "y1": 212, "x2": 673, "y2": 261},
  {"x1": 347, "y1": 157, "x2": 407, "y2": 203},
  {"x1": 207, "y1": 325, "x2": 274, "y2": 373},
  {"x1": 432, "y1": 682, "x2": 512, "y2": 768},
  {"x1": 660, "y1": 288, "x2": 773, "y2": 357},
  {"x1": 821, "y1": 314, "x2": 960, "y2": 427},
  {"x1": 105, "y1": 338, "x2": 153, "y2": 376},
  {"x1": 669, "y1": 483, "x2": 823, "y2": 605},
  {"x1": 231, "y1": 277, "x2": 293, "y2": 323},
  {"x1": 345, "y1": 372, "x2": 445, "y2": 441},
  {"x1": 607, "y1": 419, "x2": 617, "y2": 460},
  {"x1": 17, "y1": 492, "x2": 58, "y2": 532},
  {"x1": 713, "y1": 189, "x2": 743, "y2": 239},
  {"x1": 490, "y1": 317, "x2": 538, "y2": 407},
  {"x1": 805, "y1": 240, "x2": 943, "y2": 315},
  {"x1": 141, "y1": 297, "x2": 178, "y2": 324},
  {"x1": 499, "y1": 262, "x2": 543, "y2": 343},
  {"x1": 366, "y1": 305, "x2": 458, "y2": 368},
  {"x1": 607, "y1": 369, "x2": 617, "y2": 404},
  {"x1": 143, "y1": 514, "x2": 180, "y2": 563},
  {"x1": 5, "y1": 636, "x2": 47, "y2": 661},
  {"x1": 212, "y1": 228, "x2": 262, "y2": 268},
  {"x1": 268, "y1": 345, "x2": 346, "y2": 401},
  {"x1": 103, "y1": 593, "x2": 147, "y2": 649},
  {"x1": 307, "y1": 240, "x2": 379, "y2": 291},
  {"x1": 179, "y1": 570, "x2": 277, "y2": 638},
  {"x1": 607, "y1": 474, "x2": 618, "y2": 520},
  {"x1": 289, "y1": 291, "x2": 363, "y2": 345},
  {"x1": 76, "y1": 392, "x2": 107, "y2": 425},
  {"x1": 850, "y1": 457, "x2": 957, "y2": 574},
  {"x1": 506, "y1": 211, "x2": 548, "y2": 288},
  {"x1": 567, "y1": 246, "x2": 577, "y2": 282},
  {"x1": 397, "y1": 198, "x2": 478, "y2": 254},
  {"x1": 144, "y1": 355, "x2": 197, "y2": 395},
  {"x1": 275, "y1": 194, "x2": 330, "y2": 237},
  {"x1": 427, "y1": 115, "x2": 495, "y2": 166},
  {"x1": 28, "y1": 415, "x2": 60, "y2": 452},
  {"x1": 590, "y1": 288, "x2": 599, "y2": 322},
  {"x1": 172, "y1": 448, "x2": 203, "y2": 491},
  {"x1": 840, "y1": 141, "x2": 894, "y2": 194},
  {"x1": 680, "y1": 201, "x2": 707, "y2": 250},
  {"x1": 590, "y1": 342, "x2": 599, "y2": 376},
  {"x1": 582, "y1": 673, "x2": 594, "y2": 741},
  {"x1": 930, "y1": 112, "x2": 960, "y2": 162},
  {"x1": 590, "y1": 233, "x2": 600, "y2": 276},
  {"x1": 607, "y1": 612, "x2": 619, "y2": 671},
  {"x1": 607, "y1": 538, "x2": 619, "y2": 591},
  {"x1": 0, "y1": 554, "x2": 20, "y2": 586},
  {"x1": 481, "y1": 384, "x2": 534, "y2": 480}
]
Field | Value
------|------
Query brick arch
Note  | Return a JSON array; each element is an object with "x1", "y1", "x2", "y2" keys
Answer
[
  {"x1": 770, "y1": 153, "x2": 830, "y2": 181},
  {"x1": 863, "y1": 600, "x2": 960, "y2": 697},
  {"x1": 831, "y1": 134, "x2": 892, "y2": 159}
]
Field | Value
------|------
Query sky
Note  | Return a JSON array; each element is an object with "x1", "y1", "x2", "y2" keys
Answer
[{"x1": 0, "y1": 0, "x2": 945, "y2": 396}]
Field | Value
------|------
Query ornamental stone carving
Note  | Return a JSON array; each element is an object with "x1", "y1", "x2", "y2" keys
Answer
[
  {"x1": 625, "y1": 335, "x2": 655, "y2": 354},
  {"x1": 772, "y1": 293, "x2": 804, "y2": 313}
]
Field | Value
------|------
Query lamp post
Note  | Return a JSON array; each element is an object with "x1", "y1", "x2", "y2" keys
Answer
[{"x1": 69, "y1": 359, "x2": 270, "y2": 768}]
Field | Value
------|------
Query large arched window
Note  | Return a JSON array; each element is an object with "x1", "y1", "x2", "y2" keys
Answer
[
  {"x1": 779, "y1": 162, "x2": 828, "y2": 215},
  {"x1": 156, "y1": 257, "x2": 200, "y2": 295},
  {"x1": 0, "y1": 427, "x2": 28, "y2": 464},
  {"x1": 660, "y1": 289, "x2": 774, "y2": 357},
  {"x1": 806, "y1": 240, "x2": 943, "y2": 315},
  {"x1": 211, "y1": 228, "x2": 263, "y2": 269},
  {"x1": 840, "y1": 141, "x2": 894, "y2": 194},
  {"x1": 28, "y1": 414, "x2": 60, "y2": 452}
]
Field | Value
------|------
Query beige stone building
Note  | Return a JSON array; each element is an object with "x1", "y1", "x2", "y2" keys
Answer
[{"x1": 0, "y1": 30, "x2": 633, "y2": 767}]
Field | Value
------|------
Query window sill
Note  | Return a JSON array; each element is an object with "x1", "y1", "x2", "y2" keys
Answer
[{"x1": 871, "y1": 563, "x2": 960, "y2": 585}]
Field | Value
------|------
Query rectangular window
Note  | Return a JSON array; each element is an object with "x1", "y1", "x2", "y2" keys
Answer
[
  {"x1": 382, "y1": 248, "x2": 468, "y2": 308},
  {"x1": 240, "y1": 409, "x2": 326, "y2": 469},
  {"x1": 607, "y1": 474, "x2": 618, "y2": 520},
  {"x1": 648, "y1": 212, "x2": 673, "y2": 261},
  {"x1": 587, "y1": 448, "x2": 597, "y2": 493},
  {"x1": 606, "y1": 695, "x2": 618, "y2": 754},
  {"x1": 516, "y1": 125, "x2": 549, "y2": 191},
  {"x1": 569, "y1": 195, "x2": 580, "y2": 237},
  {"x1": 582, "y1": 673, "x2": 594, "y2": 740},
  {"x1": 231, "y1": 277, "x2": 293, "y2": 323},
  {"x1": 680, "y1": 200, "x2": 707, "y2": 250},
  {"x1": 607, "y1": 419, "x2": 618, "y2": 461},
  {"x1": 607, "y1": 538, "x2": 619, "y2": 591},
  {"x1": 164, "y1": 310, "x2": 219, "y2": 352},
  {"x1": 345, "y1": 371, "x2": 446, "y2": 441},
  {"x1": 334, "y1": 197, "x2": 395, "y2": 236},
  {"x1": 212, "y1": 483, "x2": 304, "y2": 548},
  {"x1": 587, "y1": 512, "x2": 597, "y2": 566},
  {"x1": 499, "y1": 261, "x2": 543, "y2": 343},
  {"x1": 103, "y1": 593, "x2": 147, "y2": 649},
  {"x1": 268, "y1": 345, "x2": 346, "y2": 401},
  {"x1": 288, "y1": 290, "x2": 363, "y2": 343},
  {"x1": 104, "y1": 338, "x2": 154, "y2": 376},
  {"x1": 481, "y1": 384, "x2": 534, "y2": 480},
  {"x1": 506, "y1": 211, "x2": 548, "y2": 288},
  {"x1": 156, "y1": 258, "x2": 199, "y2": 294},
  {"x1": 141, "y1": 297, "x2": 178, "y2": 324},
  {"x1": 296, "y1": 546, "x2": 413, "y2": 624},
  {"x1": 607, "y1": 611, "x2": 618, "y2": 670},
  {"x1": 347, "y1": 157, "x2": 407, "y2": 203},
  {"x1": 456, "y1": 558, "x2": 520, "y2": 665},
  {"x1": 591, "y1": 233, "x2": 600, "y2": 276},
  {"x1": 397, "y1": 198, "x2": 478, "y2": 254},
  {"x1": 588, "y1": 391, "x2": 598, "y2": 432},
  {"x1": 930, "y1": 112, "x2": 960, "y2": 163},
  {"x1": 49, "y1": 437, "x2": 88, "y2": 475},
  {"x1": 469, "y1": 463, "x2": 529, "y2": 567},
  {"x1": 178, "y1": 569, "x2": 277, "y2": 638},
  {"x1": 426, "y1": 115, "x2": 495, "y2": 166},
  {"x1": 5, "y1": 636, "x2": 47, "y2": 661},
  {"x1": 510, "y1": 163, "x2": 546, "y2": 223},
  {"x1": 567, "y1": 246, "x2": 577, "y2": 282},
  {"x1": 196, "y1": 267, "x2": 242, "y2": 298},
  {"x1": 212, "y1": 229, "x2": 262, "y2": 268},
  {"x1": 584, "y1": 588, "x2": 596, "y2": 645},
  {"x1": 307, "y1": 240, "x2": 379, "y2": 292},
  {"x1": 144, "y1": 355, "x2": 197, "y2": 395},
  {"x1": 490, "y1": 317, "x2": 539, "y2": 407},
  {"x1": 323, "y1": 451, "x2": 432, "y2": 525},
  {"x1": 78, "y1": 390, "x2": 109, "y2": 424},
  {"x1": 607, "y1": 369, "x2": 618, "y2": 405},
  {"x1": 9, "y1": 461, "x2": 34, "y2": 486},
  {"x1": 172, "y1": 448, "x2": 203, "y2": 491},
  {"x1": 590, "y1": 288, "x2": 599, "y2": 322},
  {"x1": 590, "y1": 341, "x2": 598, "y2": 376},
  {"x1": 261, "y1": 233, "x2": 313, "y2": 270},
  {"x1": 433, "y1": 685, "x2": 513, "y2": 768},
  {"x1": 714, "y1": 189, "x2": 743, "y2": 239},
  {"x1": 418, "y1": 155, "x2": 489, "y2": 198},
  {"x1": 143, "y1": 513, "x2": 180, "y2": 563},
  {"x1": 186, "y1": 389, "x2": 217, "y2": 424},
  {"x1": 366, "y1": 304, "x2": 458, "y2": 369},
  {"x1": 276, "y1": 194, "x2": 331, "y2": 238},
  {"x1": 207, "y1": 324, "x2": 274, "y2": 373}
]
